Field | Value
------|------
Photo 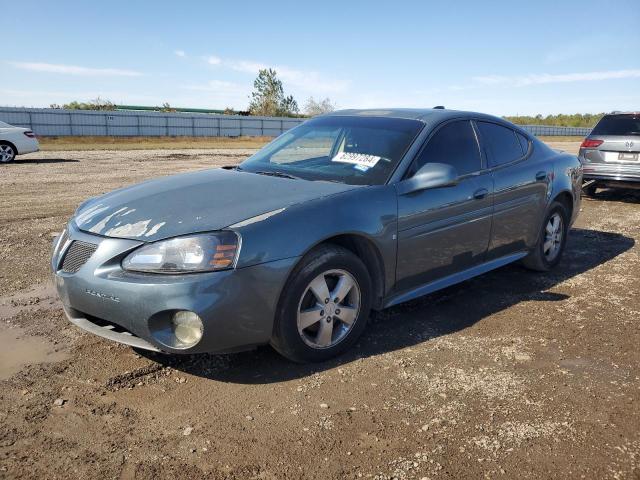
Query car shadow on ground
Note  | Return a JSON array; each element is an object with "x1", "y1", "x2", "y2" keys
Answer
[
  {"x1": 16, "y1": 158, "x2": 80, "y2": 164},
  {"x1": 140, "y1": 227, "x2": 634, "y2": 384},
  {"x1": 587, "y1": 188, "x2": 640, "y2": 204}
]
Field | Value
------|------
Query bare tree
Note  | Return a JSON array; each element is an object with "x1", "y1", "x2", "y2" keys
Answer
[
  {"x1": 304, "y1": 97, "x2": 335, "y2": 117},
  {"x1": 160, "y1": 102, "x2": 176, "y2": 112}
]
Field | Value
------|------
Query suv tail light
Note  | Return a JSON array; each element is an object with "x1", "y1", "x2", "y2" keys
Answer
[
  {"x1": 24, "y1": 131, "x2": 36, "y2": 138},
  {"x1": 580, "y1": 139, "x2": 603, "y2": 148}
]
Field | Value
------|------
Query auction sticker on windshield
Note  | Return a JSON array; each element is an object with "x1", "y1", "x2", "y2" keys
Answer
[{"x1": 332, "y1": 152, "x2": 381, "y2": 168}]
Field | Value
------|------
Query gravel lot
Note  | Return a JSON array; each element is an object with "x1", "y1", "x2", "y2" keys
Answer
[{"x1": 1, "y1": 143, "x2": 639, "y2": 479}]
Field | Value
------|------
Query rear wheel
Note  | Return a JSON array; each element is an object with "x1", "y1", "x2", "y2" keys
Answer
[
  {"x1": 522, "y1": 201, "x2": 569, "y2": 272},
  {"x1": 271, "y1": 244, "x2": 372, "y2": 363},
  {"x1": 0, "y1": 143, "x2": 16, "y2": 163}
]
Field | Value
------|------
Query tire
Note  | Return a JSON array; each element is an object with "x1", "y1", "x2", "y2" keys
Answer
[
  {"x1": 271, "y1": 244, "x2": 372, "y2": 363},
  {"x1": 0, "y1": 143, "x2": 16, "y2": 164},
  {"x1": 522, "y1": 201, "x2": 569, "y2": 272},
  {"x1": 582, "y1": 183, "x2": 598, "y2": 198}
]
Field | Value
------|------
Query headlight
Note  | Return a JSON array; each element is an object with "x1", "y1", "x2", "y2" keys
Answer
[{"x1": 122, "y1": 231, "x2": 240, "y2": 274}]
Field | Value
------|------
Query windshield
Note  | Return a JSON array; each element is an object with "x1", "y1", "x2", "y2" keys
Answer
[
  {"x1": 0, "y1": 121, "x2": 13, "y2": 128},
  {"x1": 591, "y1": 114, "x2": 640, "y2": 136},
  {"x1": 239, "y1": 116, "x2": 423, "y2": 185}
]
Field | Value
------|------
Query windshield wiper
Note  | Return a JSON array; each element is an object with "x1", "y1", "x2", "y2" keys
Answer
[{"x1": 253, "y1": 170, "x2": 302, "y2": 180}]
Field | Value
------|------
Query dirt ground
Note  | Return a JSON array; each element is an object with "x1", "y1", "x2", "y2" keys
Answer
[
  {"x1": 1, "y1": 142, "x2": 639, "y2": 479},
  {"x1": 38, "y1": 136, "x2": 271, "y2": 151}
]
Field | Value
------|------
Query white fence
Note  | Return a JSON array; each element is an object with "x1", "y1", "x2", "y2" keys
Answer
[
  {"x1": 520, "y1": 125, "x2": 591, "y2": 137},
  {"x1": 0, "y1": 107, "x2": 592, "y2": 137},
  {"x1": 0, "y1": 107, "x2": 304, "y2": 137}
]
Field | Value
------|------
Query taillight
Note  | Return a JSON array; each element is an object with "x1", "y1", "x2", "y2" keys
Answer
[
  {"x1": 24, "y1": 131, "x2": 36, "y2": 138},
  {"x1": 580, "y1": 139, "x2": 603, "y2": 148}
]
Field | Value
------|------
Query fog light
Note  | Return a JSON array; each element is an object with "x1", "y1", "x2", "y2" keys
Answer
[{"x1": 171, "y1": 311, "x2": 203, "y2": 347}]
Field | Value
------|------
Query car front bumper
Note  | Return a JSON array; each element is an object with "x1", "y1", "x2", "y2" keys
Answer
[{"x1": 52, "y1": 223, "x2": 298, "y2": 354}]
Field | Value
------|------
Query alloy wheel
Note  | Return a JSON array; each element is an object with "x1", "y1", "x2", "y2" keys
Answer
[
  {"x1": 0, "y1": 145, "x2": 15, "y2": 163},
  {"x1": 543, "y1": 212, "x2": 564, "y2": 261},
  {"x1": 297, "y1": 269, "x2": 361, "y2": 349}
]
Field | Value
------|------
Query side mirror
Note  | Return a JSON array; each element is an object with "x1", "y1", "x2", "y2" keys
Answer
[{"x1": 397, "y1": 162, "x2": 459, "y2": 195}]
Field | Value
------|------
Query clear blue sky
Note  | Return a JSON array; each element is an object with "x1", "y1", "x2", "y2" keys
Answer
[{"x1": 2, "y1": 0, "x2": 639, "y2": 115}]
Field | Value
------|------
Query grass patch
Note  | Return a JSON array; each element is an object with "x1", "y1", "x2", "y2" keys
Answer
[{"x1": 39, "y1": 136, "x2": 271, "y2": 151}]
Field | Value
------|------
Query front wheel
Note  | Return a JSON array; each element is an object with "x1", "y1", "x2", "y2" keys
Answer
[
  {"x1": 271, "y1": 244, "x2": 372, "y2": 363},
  {"x1": 0, "y1": 143, "x2": 16, "y2": 163},
  {"x1": 522, "y1": 201, "x2": 569, "y2": 272}
]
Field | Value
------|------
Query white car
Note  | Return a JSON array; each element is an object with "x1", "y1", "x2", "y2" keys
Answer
[{"x1": 0, "y1": 120, "x2": 39, "y2": 163}]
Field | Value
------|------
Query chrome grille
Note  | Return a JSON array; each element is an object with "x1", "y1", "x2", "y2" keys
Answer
[{"x1": 61, "y1": 240, "x2": 98, "y2": 273}]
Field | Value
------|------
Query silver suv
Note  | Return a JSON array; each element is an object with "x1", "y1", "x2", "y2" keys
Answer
[{"x1": 580, "y1": 112, "x2": 640, "y2": 196}]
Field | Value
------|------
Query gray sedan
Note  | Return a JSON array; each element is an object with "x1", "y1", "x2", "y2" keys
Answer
[{"x1": 52, "y1": 108, "x2": 582, "y2": 362}]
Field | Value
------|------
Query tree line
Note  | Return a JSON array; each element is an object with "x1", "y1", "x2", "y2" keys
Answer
[
  {"x1": 48, "y1": 69, "x2": 606, "y2": 125},
  {"x1": 49, "y1": 69, "x2": 336, "y2": 118},
  {"x1": 503, "y1": 113, "x2": 604, "y2": 128}
]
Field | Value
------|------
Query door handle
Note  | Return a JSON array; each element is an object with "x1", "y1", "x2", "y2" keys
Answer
[
  {"x1": 473, "y1": 188, "x2": 488, "y2": 199},
  {"x1": 535, "y1": 171, "x2": 548, "y2": 181}
]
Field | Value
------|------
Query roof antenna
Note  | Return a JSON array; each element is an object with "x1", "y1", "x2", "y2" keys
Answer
[{"x1": 433, "y1": 105, "x2": 445, "y2": 109}]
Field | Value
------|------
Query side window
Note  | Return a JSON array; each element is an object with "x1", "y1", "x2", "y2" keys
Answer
[
  {"x1": 477, "y1": 121, "x2": 524, "y2": 168},
  {"x1": 408, "y1": 120, "x2": 481, "y2": 177},
  {"x1": 516, "y1": 132, "x2": 530, "y2": 155}
]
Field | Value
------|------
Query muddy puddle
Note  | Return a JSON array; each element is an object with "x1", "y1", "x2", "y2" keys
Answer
[{"x1": 0, "y1": 325, "x2": 69, "y2": 380}]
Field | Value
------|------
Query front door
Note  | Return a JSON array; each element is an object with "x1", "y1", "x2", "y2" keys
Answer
[{"x1": 395, "y1": 119, "x2": 493, "y2": 294}]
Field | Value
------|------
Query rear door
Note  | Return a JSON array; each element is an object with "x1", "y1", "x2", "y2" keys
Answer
[
  {"x1": 395, "y1": 119, "x2": 493, "y2": 293},
  {"x1": 476, "y1": 120, "x2": 550, "y2": 259}
]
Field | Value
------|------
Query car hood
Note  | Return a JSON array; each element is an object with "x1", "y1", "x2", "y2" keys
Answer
[{"x1": 74, "y1": 168, "x2": 358, "y2": 241}]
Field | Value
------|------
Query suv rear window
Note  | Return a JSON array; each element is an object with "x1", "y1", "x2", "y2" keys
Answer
[{"x1": 591, "y1": 114, "x2": 640, "y2": 136}]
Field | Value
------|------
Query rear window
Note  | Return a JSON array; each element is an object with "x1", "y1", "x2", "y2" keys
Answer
[
  {"x1": 476, "y1": 121, "x2": 524, "y2": 167},
  {"x1": 591, "y1": 115, "x2": 640, "y2": 136}
]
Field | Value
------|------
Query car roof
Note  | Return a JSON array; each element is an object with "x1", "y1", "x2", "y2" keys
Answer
[
  {"x1": 326, "y1": 108, "x2": 508, "y2": 125},
  {"x1": 323, "y1": 108, "x2": 528, "y2": 135},
  {"x1": 604, "y1": 111, "x2": 640, "y2": 116}
]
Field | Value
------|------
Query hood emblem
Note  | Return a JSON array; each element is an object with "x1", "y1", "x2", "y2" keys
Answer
[{"x1": 625, "y1": 141, "x2": 634, "y2": 149}]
